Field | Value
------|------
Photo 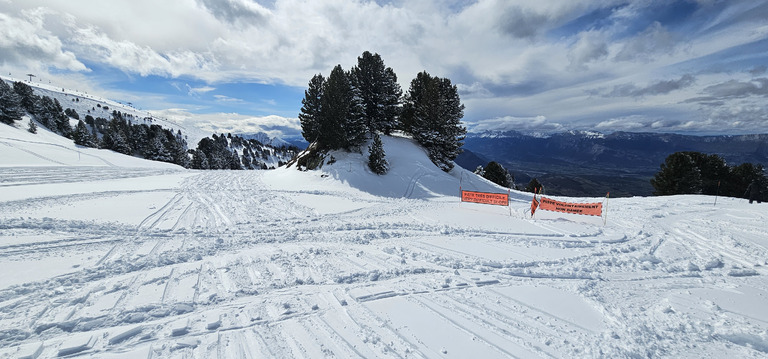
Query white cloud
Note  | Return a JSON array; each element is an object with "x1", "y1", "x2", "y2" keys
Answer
[
  {"x1": 196, "y1": 114, "x2": 302, "y2": 139},
  {"x1": 595, "y1": 117, "x2": 646, "y2": 131},
  {"x1": 187, "y1": 85, "x2": 216, "y2": 96},
  {"x1": 457, "y1": 82, "x2": 493, "y2": 99},
  {"x1": 469, "y1": 115, "x2": 565, "y2": 133},
  {"x1": 568, "y1": 30, "x2": 609, "y2": 69},
  {"x1": 153, "y1": 109, "x2": 301, "y2": 140},
  {"x1": 615, "y1": 22, "x2": 678, "y2": 62},
  {"x1": 1, "y1": 0, "x2": 767, "y2": 135},
  {"x1": 70, "y1": 25, "x2": 219, "y2": 78},
  {"x1": 213, "y1": 95, "x2": 244, "y2": 103},
  {"x1": 0, "y1": 8, "x2": 86, "y2": 72}
]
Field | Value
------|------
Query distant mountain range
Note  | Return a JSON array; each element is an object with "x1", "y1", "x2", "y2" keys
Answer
[
  {"x1": 239, "y1": 132, "x2": 294, "y2": 148},
  {"x1": 458, "y1": 130, "x2": 768, "y2": 197}
]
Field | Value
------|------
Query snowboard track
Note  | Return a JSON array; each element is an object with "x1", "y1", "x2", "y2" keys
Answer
[{"x1": 1, "y1": 169, "x2": 767, "y2": 358}]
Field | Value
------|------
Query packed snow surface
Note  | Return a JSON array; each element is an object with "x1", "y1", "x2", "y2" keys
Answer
[{"x1": 1, "y1": 123, "x2": 768, "y2": 358}]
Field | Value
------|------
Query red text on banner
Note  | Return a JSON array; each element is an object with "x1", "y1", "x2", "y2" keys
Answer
[
  {"x1": 537, "y1": 197, "x2": 602, "y2": 216},
  {"x1": 461, "y1": 190, "x2": 509, "y2": 206}
]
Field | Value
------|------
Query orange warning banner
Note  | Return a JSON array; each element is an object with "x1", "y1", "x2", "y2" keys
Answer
[
  {"x1": 537, "y1": 197, "x2": 602, "y2": 216},
  {"x1": 531, "y1": 196, "x2": 540, "y2": 215},
  {"x1": 461, "y1": 190, "x2": 509, "y2": 206}
]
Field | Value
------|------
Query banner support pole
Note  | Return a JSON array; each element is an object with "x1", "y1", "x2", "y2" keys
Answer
[
  {"x1": 531, "y1": 188, "x2": 539, "y2": 219},
  {"x1": 459, "y1": 172, "x2": 463, "y2": 206},
  {"x1": 714, "y1": 180, "x2": 721, "y2": 206},
  {"x1": 603, "y1": 192, "x2": 610, "y2": 226}
]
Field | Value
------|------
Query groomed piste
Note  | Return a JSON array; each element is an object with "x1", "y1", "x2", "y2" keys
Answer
[{"x1": 1, "y1": 121, "x2": 768, "y2": 358}]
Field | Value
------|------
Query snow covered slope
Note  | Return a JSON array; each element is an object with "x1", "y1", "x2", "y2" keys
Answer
[
  {"x1": 0, "y1": 117, "x2": 183, "y2": 171},
  {"x1": 0, "y1": 118, "x2": 182, "y2": 169},
  {"x1": 2, "y1": 76, "x2": 208, "y2": 144},
  {"x1": 1, "y1": 129, "x2": 768, "y2": 358}
]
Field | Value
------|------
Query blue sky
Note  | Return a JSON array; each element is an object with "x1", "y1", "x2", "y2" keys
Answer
[
  {"x1": 1, "y1": 0, "x2": 767, "y2": 139},
  {"x1": 58, "y1": 61, "x2": 305, "y2": 118}
]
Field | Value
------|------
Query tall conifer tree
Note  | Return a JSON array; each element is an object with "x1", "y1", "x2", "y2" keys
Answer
[
  {"x1": 12, "y1": 81, "x2": 37, "y2": 113},
  {"x1": 651, "y1": 152, "x2": 702, "y2": 195},
  {"x1": 0, "y1": 80, "x2": 23, "y2": 125},
  {"x1": 401, "y1": 71, "x2": 466, "y2": 171},
  {"x1": 351, "y1": 51, "x2": 402, "y2": 135},
  {"x1": 73, "y1": 120, "x2": 97, "y2": 147},
  {"x1": 318, "y1": 65, "x2": 365, "y2": 150},
  {"x1": 299, "y1": 74, "x2": 325, "y2": 144}
]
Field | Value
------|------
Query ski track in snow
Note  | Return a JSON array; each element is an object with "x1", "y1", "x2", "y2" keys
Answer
[{"x1": 0, "y1": 167, "x2": 767, "y2": 358}]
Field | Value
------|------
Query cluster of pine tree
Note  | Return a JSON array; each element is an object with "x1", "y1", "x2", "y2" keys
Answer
[
  {"x1": 299, "y1": 51, "x2": 466, "y2": 173},
  {"x1": 89, "y1": 111, "x2": 191, "y2": 167},
  {"x1": 1, "y1": 80, "x2": 73, "y2": 136},
  {"x1": 2, "y1": 80, "x2": 189, "y2": 167},
  {"x1": 189, "y1": 133, "x2": 298, "y2": 170},
  {"x1": 651, "y1": 151, "x2": 767, "y2": 201},
  {"x1": 0, "y1": 80, "x2": 27, "y2": 126}
]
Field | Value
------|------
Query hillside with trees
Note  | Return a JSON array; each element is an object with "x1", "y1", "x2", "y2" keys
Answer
[
  {"x1": 651, "y1": 151, "x2": 767, "y2": 201},
  {"x1": 1, "y1": 78, "x2": 297, "y2": 170},
  {"x1": 190, "y1": 133, "x2": 298, "y2": 170}
]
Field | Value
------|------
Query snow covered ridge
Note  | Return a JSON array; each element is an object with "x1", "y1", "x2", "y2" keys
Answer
[
  {"x1": 191, "y1": 133, "x2": 298, "y2": 170},
  {"x1": 1, "y1": 76, "x2": 197, "y2": 140},
  {"x1": 239, "y1": 132, "x2": 293, "y2": 149},
  {"x1": 469, "y1": 129, "x2": 768, "y2": 141},
  {"x1": 2, "y1": 126, "x2": 768, "y2": 357},
  {"x1": 473, "y1": 130, "x2": 595, "y2": 139}
]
